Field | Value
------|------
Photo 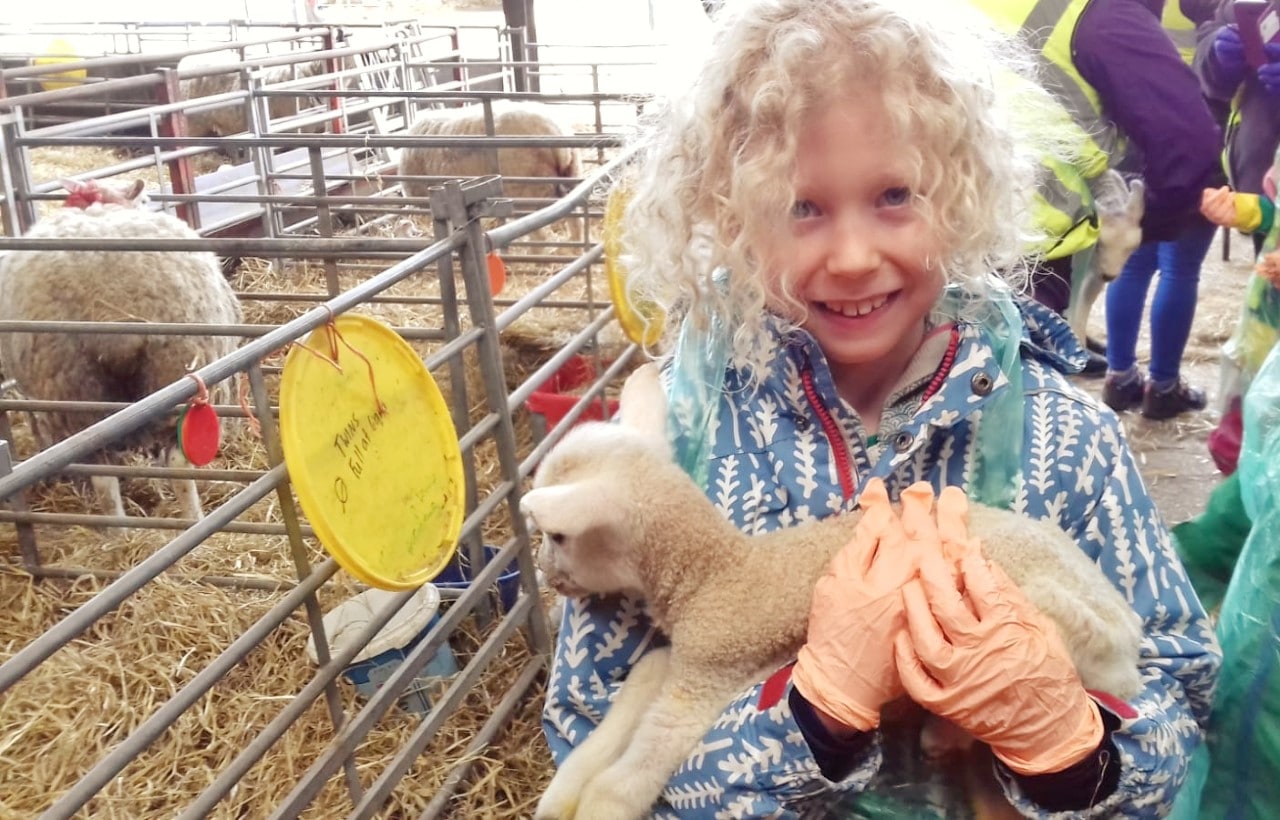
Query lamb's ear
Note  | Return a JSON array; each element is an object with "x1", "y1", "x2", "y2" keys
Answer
[
  {"x1": 124, "y1": 178, "x2": 146, "y2": 202},
  {"x1": 619, "y1": 362, "x2": 667, "y2": 441},
  {"x1": 520, "y1": 483, "x2": 616, "y2": 539},
  {"x1": 1126, "y1": 177, "x2": 1146, "y2": 220}
]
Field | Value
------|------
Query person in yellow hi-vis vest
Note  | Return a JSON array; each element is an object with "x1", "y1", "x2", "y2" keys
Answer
[
  {"x1": 1094, "y1": 0, "x2": 1228, "y2": 420},
  {"x1": 969, "y1": 0, "x2": 1223, "y2": 412}
]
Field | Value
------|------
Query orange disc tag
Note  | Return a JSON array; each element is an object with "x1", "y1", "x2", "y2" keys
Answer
[{"x1": 486, "y1": 252, "x2": 507, "y2": 296}]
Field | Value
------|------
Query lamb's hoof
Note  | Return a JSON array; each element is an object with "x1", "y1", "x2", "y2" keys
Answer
[
  {"x1": 533, "y1": 790, "x2": 577, "y2": 820},
  {"x1": 573, "y1": 778, "x2": 649, "y2": 820}
]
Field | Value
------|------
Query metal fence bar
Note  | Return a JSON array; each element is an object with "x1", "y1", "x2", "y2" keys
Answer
[
  {"x1": 419, "y1": 658, "x2": 545, "y2": 819},
  {"x1": 0, "y1": 229, "x2": 465, "y2": 502},
  {"x1": 0, "y1": 464, "x2": 285, "y2": 693},
  {"x1": 267, "y1": 536, "x2": 530, "y2": 818},
  {"x1": 247, "y1": 353, "x2": 367, "y2": 803},
  {"x1": 26, "y1": 564, "x2": 299, "y2": 592},
  {"x1": 38, "y1": 558, "x2": 341, "y2": 819},
  {"x1": 357, "y1": 593, "x2": 545, "y2": 819},
  {"x1": 0, "y1": 509, "x2": 304, "y2": 535}
]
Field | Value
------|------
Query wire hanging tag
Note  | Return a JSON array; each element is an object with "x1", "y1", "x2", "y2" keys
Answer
[{"x1": 289, "y1": 311, "x2": 387, "y2": 416}]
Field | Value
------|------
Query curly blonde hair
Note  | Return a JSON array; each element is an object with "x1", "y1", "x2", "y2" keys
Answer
[{"x1": 621, "y1": 0, "x2": 1074, "y2": 367}]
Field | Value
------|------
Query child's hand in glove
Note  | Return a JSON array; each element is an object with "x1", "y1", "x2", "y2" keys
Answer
[
  {"x1": 792, "y1": 478, "x2": 934, "y2": 733},
  {"x1": 1201, "y1": 185, "x2": 1241, "y2": 228},
  {"x1": 893, "y1": 501, "x2": 1103, "y2": 776}
]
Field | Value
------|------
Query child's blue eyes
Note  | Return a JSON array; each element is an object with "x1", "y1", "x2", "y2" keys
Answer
[
  {"x1": 790, "y1": 188, "x2": 912, "y2": 218},
  {"x1": 791, "y1": 200, "x2": 819, "y2": 219},
  {"x1": 880, "y1": 187, "x2": 912, "y2": 207}
]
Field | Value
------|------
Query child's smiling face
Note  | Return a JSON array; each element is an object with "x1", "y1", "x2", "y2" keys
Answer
[{"x1": 764, "y1": 85, "x2": 946, "y2": 397}]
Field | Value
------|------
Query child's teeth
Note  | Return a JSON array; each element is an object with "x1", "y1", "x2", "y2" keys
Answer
[{"x1": 829, "y1": 296, "x2": 887, "y2": 317}]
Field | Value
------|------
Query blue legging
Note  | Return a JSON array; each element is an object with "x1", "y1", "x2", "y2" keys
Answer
[{"x1": 1104, "y1": 221, "x2": 1217, "y2": 384}]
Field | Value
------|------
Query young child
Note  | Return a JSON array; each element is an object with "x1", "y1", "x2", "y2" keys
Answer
[
  {"x1": 1199, "y1": 152, "x2": 1280, "y2": 474},
  {"x1": 541, "y1": 0, "x2": 1221, "y2": 816}
]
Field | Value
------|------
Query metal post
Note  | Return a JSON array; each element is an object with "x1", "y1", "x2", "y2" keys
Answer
[
  {"x1": 246, "y1": 361, "x2": 364, "y2": 804},
  {"x1": 435, "y1": 177, "x2": 550, "y2": 652},
  {"x1": 0, "y1": 111, "x2": 37, "y2": 234},
  {"x1": 246, "y1": 71, "x2": 282, "y2": 242},
  {"x1": 0, "y1": 436, "x2": 40, "y2": 572},
  {"x1": 307, "y1": 146, "x2": 342, "y2": 297},
  {"x1": 0, "y1": 113, "x2": 20, "y2": 238},
  {"x1": 156, "y1": 68, "x2": 198, "y2": 229},
  {"x1": 429, "y1": 193, "x2": 487, "y2": 623}
]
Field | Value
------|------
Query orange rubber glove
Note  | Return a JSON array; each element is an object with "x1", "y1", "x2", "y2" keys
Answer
[
  {"x1": 1201, "y1": 185, "x2": 1264, "y2": 232},
  {"x1": 1258, "y1": 250, "x2": 1280, "y2": 288},
  {"x1": 792, "y1": 478, "x2": 934, "y2": 733},
  {"x1": 892, "y1": 490, "x2": 1103, "y2": 776},
  {"x1": 1200, "y1": 185, "x2": 1238, "y2": 228}
]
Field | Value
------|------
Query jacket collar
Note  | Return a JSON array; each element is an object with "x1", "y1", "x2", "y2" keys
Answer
[{"x1": 744, "y1": 294, "x2": 1087, "y2": 428}]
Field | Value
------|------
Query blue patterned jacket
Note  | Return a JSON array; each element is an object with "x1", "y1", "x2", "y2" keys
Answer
[{"x1": 542, "y1": 299, "x2": 1221, "y2": 818}]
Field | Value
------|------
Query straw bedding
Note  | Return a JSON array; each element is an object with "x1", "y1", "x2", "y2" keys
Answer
[{"x1": 0, "y1": 560, "x2": 554, "y2": 817}]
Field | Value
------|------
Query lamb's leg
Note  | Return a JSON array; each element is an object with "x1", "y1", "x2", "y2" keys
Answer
[
  {"x1": 1065, "y1": 251, "x2": 1104, "y2": 345},
  {"x1": 535, "y1": 647, "x2": 671, "y2": 820},
  {"x1": 91, "y1": 475, "x2": 126, "y2": 521},
  {"x1": 167, "y1": 448, "x2": 203, "y2": 521},
  {"x1": 573, "y1": 675, "x2": 738, "y2": 820}
]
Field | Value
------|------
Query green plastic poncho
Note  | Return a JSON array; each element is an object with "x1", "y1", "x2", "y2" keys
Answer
[{"x1": 1192, "y1": 343, "x2": 1280, "y2": 819}]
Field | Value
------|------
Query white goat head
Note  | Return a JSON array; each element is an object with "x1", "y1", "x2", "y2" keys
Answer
[{"x1": 1091, "y1": 169, "x2": 1145, "y2": 282}]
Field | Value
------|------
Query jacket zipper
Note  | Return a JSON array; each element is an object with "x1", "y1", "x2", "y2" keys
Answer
[
  {"x1": 797, "y1": 326, "x2": 962, "y2": 503},
  {"x1": 799, "y1": 367, "x2": 856, "y2": 502}
]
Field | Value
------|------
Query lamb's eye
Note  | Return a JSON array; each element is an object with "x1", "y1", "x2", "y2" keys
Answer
[{"x1": 547, "y1": 532, "x2": 566, "y2": 546}]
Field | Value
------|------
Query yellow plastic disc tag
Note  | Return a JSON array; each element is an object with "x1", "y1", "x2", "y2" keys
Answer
[
  {"x1": 279, "y1": 314, "x2": 464, "y2": 590},
  {"x1": 604, "y1": 183, "x2": 665, "y2": 346},
  {"x1": 33, "y1": 39, "x2": 87, "y2": 93}
]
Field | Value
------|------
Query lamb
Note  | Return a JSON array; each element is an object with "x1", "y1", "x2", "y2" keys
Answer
[
  {"x1": 520, "y1": 364, "x2": 1144, "y2": 820},
  {"x1": 1063, "y1": 169, "x2": 1146, "y2": 345},
  {"x1": 177, "y1": 50, "x2": 336, "y2": 139},
  {"x1": 399, "y1": 102, "x2": 582, "y2": 221},
  {"x1": 0, "y1": 178, "x2": 243, "y2": 520}
]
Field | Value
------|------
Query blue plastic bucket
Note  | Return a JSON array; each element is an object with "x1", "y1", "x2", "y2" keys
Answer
[
  {"x1": 433, "y1": 544, "x2": 521, "y2": 611},
  {"x1": 306, "y1": 584, "x2": 458, "y2": 714}
]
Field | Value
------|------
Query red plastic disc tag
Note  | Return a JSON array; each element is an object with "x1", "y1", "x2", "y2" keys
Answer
[{"x1": 179, "y1": 403, "x2": 222, "y2": 466}]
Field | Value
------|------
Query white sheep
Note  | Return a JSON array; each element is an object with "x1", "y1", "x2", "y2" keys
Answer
[
  {"x1": 520, "y1": 365, "x2": 1143, "y2": 820},
  {"x1": 177, "y1": 50, "x2": 336, "y2": 139},
  {"x1": 399, "y1": 102, "x2": 582, "y2": 228},
  {"x1": 0, "y1": 178, "x2": 243, "y2": 520},
  {"x1": 1063, "y1": 169, "x2": 1146, "y2": 345}
]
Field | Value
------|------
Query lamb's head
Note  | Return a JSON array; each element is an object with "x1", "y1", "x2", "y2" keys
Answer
[
  {"x1": 60, "y1": 177, "x2": 147, "y2": 210},
  {"x1": 520, "y1": 421, "x2": 673, "y2": 599},
  {"x1": 1091, "y1": 169, "x2": 1145, "y2": 282}
]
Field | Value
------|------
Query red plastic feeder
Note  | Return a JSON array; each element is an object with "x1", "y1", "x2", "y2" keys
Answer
[{"x1": 525, "y1": 355, "x2": 620, "y2": 434}]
